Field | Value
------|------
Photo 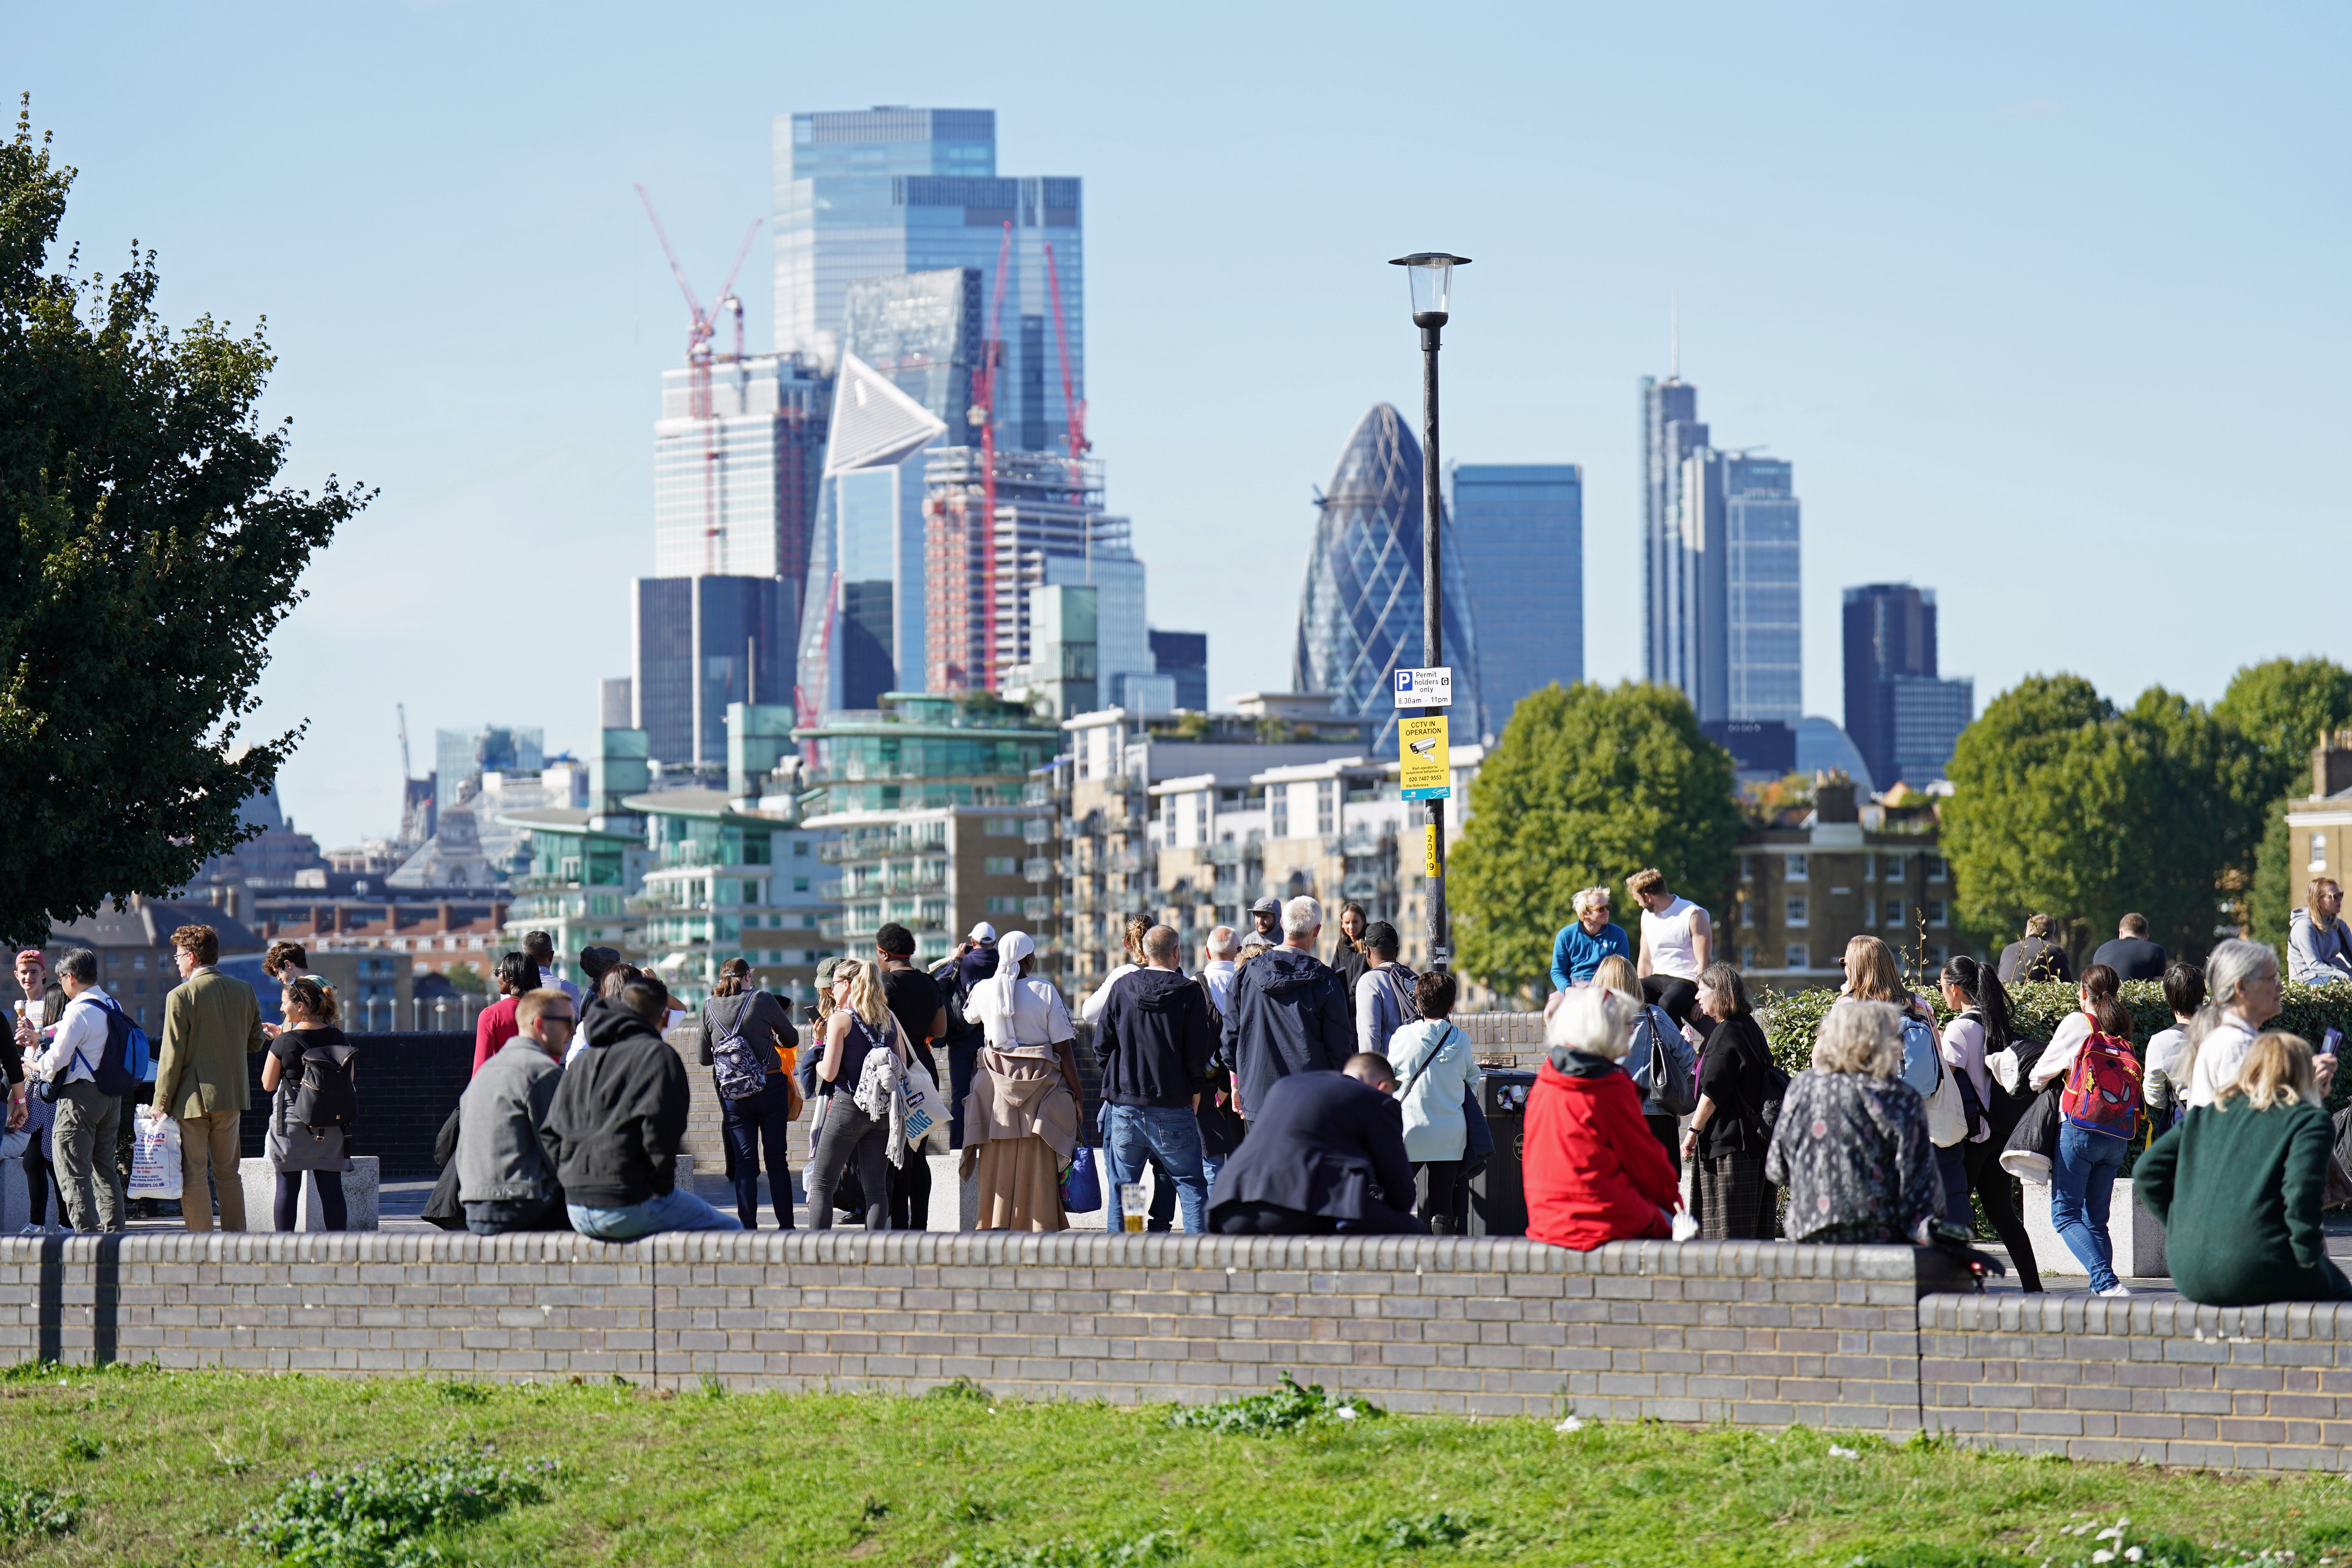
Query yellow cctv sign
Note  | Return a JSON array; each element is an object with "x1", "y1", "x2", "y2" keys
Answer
[{"x1": 1399, "y1": 715, "x2": 1450, "y2": 800}]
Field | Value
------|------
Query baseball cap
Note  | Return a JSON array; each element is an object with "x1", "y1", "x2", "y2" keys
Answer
[
  {"x1": 815, "y1": 955, "x2": 847, "y2": 992},
  {"x1": 1249, "y1": 896, "x2": 1281, "y2": 917},
  {"x1": 968, "y1": 922, "x2": 998, "y2": 944}
]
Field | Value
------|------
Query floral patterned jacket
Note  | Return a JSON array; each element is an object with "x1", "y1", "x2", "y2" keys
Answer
[{"x1": 1763, "y1": 1070, "x2": 1942, "y2": 1244}]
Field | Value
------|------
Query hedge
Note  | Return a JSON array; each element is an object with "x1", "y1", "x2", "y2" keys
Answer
[{"x1": 1757, "y1": 980, "x2": 2352, "y2": 1111}]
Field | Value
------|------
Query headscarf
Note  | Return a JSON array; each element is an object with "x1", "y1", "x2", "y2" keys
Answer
[{"x1": 974, "y1": 931, "x2": 1037, "y2": 1033}]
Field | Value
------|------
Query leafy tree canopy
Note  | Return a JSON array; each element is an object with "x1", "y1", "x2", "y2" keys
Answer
[
  {"x1": 2214, "y1": 656, "x2": 2352, "y2": 805},
  {"x1": 1942, "y1": 674, "x2": 2259, "y2": 964},
  {"x1": 0, "y1": 102, "x2": 363, "y2": 940},
  {"x1": 1450, "y1": 682, "x2": 1739, "y2": 999}
]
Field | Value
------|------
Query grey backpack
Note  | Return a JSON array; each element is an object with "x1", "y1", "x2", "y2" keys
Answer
[{"x1": 709, "y1": 995, "x2": 770, "y2": 1101}]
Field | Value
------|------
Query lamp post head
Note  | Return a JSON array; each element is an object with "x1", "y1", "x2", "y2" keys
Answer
[{"x1": 1390, "y1": 252, "x2": 1470, "y2": 328}]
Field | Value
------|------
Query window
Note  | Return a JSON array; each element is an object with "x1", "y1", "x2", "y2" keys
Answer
[
  {"x1": 985, "y1": 817, "x2": 1022, "y2": 837},
  {"x1": 983, "y1": 856, "x2": 1017, "y2": 876},
  {"x1": 1316, "y1": 779, "x2": 1336, "y2": 837},
  {"x1": 793, "y1": 877, "x2": 809, "y2": 893},
  {"x1": 1271, "y1": 791, "x2": 1289, "y2": 838},
  {"x1": 2314, "y1": 834, "x2": 2331, "y2": 873},
  {"x1": 1924, "y1": 854, "x2": 1948, "y2": 882},
  {"x1": 1740, "y1": 855, "x2": 1759, "y2": 880},
  {"x1": 801, "y1": 914, "x2": 817, "y2": 929},
  {"x1": 1926, "y1": 898, "x2": 1948, "y2": 927},
  {"x1": 133, "y1": 953, "x2": 147, "y2": 971},
  {"x1": 985, "y1": 895, "x2": 1022, "y2": 915},
  {"x1": 1786, "y1": 853, "x2": 1808, "y2": 879},
  {"x1": 1786, "y1": 943, "x2": 1809, "y2": 971},
  {"x1": 1786, "y1": 895, "x2": 1809, "y2": 927},
  {"x1": 1883, "y1": 899, "x2": 1904, "y2": 928},
  {"x1": 794, "y1": 840, "x2": 809, "y2": 858},
  {"x1": 1884, "y1": 853, "x2": 1906, "y2": 880}
]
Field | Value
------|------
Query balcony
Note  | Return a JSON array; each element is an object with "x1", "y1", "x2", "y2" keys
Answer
[
  {"x1": 1205, "y1": 842, "x2": 1243, "y2": 866},
  {"x1": 1022, "y1": 819, "x2": 1053, "y2": 845},
  {"x1": 1023, "y1": 857, "x2": 1054, "y2": 882},
  {"x1": 1022, "y1": 897, "x2": 1054, "y2": 922}
]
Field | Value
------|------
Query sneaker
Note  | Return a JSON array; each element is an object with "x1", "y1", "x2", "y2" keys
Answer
[
  {"x1": 2098, "y1": 1284, "x2": 2132, "y2": 1297},
  {"x1": 15, "y1": 1224, "x2": 38, "y2": 1236}
]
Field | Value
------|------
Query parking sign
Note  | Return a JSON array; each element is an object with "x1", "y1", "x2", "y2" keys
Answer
[{"x1": 1393, "y1": 666, "x2": 1454, "y2": 708}]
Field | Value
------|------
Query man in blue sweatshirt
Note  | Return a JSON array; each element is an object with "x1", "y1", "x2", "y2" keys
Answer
[{"x1": 1550, "y1": 887, "x2": 1632, "y2": 992}]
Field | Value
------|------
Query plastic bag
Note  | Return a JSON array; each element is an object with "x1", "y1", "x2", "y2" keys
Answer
[
  {"x1": 1061, "y1": 1146, "x2": 1103, "y2": 1214},
  {"x1": 129, "y1": 1112, "x2": 182, "y2": 1198}
]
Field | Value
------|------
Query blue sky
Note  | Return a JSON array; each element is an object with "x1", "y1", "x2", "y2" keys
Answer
[{"x1": 12, "y1": 1, "x2": 2348, "y2": 847}]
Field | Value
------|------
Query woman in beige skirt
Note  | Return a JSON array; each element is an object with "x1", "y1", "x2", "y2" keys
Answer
[{"x1": 958, "y1": 931, "x2": 1081, "y2": 1230}]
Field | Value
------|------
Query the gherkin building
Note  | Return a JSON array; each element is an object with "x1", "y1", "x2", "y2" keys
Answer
[{"x1": 1293, "y1": 404, "x2": 1486, "y2": 751}]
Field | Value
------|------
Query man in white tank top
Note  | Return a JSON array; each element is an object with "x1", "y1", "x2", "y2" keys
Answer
[{"x1": 1627, "y1": 868, "x2": 1712, "y2": 1026}]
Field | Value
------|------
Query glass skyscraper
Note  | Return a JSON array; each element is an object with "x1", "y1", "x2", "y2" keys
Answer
[
  {"x1": 634, "y1": 575, "x2": 792, "y2": 768},
  {"x1": 772, "y1": 107, "x2": 1083, "y2": 455},
  {"x1": 652, "y1": 354, "x2": 827, "y2": 586},
  {"x1": 1293, "y1": 405, "x2": 1485, "y2": 751},
  {"x1": 1450, "y1": 463, "x2": 1582, "y2": 732},
  {"x1": 1844, "y1": 583, "x2": 1973, "y2": 786},
  {"x1": 1641, "y1": 376, "x2": 1707, "y2": 691}
]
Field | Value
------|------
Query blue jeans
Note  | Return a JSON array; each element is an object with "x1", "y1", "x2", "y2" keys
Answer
[
  {"x1": 1100, "y1": 1103, "x2": 1210, "y2": 1235},
  {"x1": 2050, "y1": 1122, "x2": 2130, "y2": 1291},
  {"x1": 569, "y1": 1185, "x2": 744, "y2": 1240}
]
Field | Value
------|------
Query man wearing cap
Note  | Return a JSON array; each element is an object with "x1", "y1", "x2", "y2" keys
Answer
[{"x1": 1248, "y1": 897, "x2": 1282, "y2": 948}]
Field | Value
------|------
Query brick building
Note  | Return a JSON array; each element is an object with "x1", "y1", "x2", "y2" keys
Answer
[{"x1": 1731, "y1": 773, "x2": 1951, "y2": 991}]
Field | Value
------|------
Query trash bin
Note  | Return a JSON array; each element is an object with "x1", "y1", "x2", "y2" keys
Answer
[{"x1": 1466, "y1": 1069, "x2": 1536, "y2": 1237}]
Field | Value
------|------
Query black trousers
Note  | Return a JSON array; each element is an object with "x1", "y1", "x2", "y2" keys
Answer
[
  {"x1": 1641, "y1": 975, "x2": 1700, "y2": 1029},
  {"x1": 1646, "y1": 1113, "x2": 1682, "y2": 1174},
  {"x1": 1211, "y1": 1198, "x2": 1428, "y2": 1236},
  {"x1": 887, "y1": 1149, "x2": 931, "y2": 1230},
  {"x1": 948, "y1": 1037, "x2": 981, "y2": 1147},
  {"x1": 274, "y1": 1169, "x2": 347, "y2": 1232},
  {"x1": 1414, "y1": 1161, "x2": 1465, "y2": 1235},
  {"x1": 720, "y1": 1076, "x2": 795, "y2": 1229},
  {"x1": 1962, "y1": 1134, "x2": 2041, "y2": 1292}
]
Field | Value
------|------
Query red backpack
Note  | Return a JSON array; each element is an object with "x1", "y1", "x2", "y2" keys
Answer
[{"x1": 2060, "y1": 1019, "x2": 2142, "y2": 1141}]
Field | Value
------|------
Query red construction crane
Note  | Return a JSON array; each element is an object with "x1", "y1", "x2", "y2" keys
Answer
[
  {"x1": 637, "y1": 185, "x2": 760, "y2": 575},
  {"x1": 963, "y1": 221, "x2": 1014, "y2": 690},
  {"x1": 1043, "y1": 242, "x2": 1087, "y2": 472}
]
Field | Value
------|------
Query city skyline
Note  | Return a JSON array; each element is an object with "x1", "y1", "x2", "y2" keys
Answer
[{"x1": 18, "y1": 4, "x2": 2349, "y2": 847}]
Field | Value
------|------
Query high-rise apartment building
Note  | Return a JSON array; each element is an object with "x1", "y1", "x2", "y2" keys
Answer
[
  {"x1": 772, "y1": 107, "x2": 1082, "y2": 455},
  {"x1": 1842, "y1": 583, "x2": 1973, "y2": 787},
  {"x1": 633, "y1": 576, "x2": 792, "y2": 769},
  {"x1": 1450, "y1": 463, "x2": 1583, "y2": 731},
  {"x1": 1641, "y1": 376, "x2": 1708, "y2": 691}
]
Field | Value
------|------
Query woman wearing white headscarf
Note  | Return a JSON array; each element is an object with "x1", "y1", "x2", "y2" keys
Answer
[{"x1": 958, "y1": 931, "x2": 1082, "y2": 1230}]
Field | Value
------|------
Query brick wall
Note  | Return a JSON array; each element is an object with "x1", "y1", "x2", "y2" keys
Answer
[
  {"x1": 1919, "y1": 1295, "x2": 2352, "y2": 1470},
  {"x1": 0, "y1": 1233, "x2": 1963, "y2": 1424}
]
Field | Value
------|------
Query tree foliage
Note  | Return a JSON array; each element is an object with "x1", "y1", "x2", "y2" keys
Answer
[
  {"x1": 1942, "y1": 674, "x2": 2259, "y2": 965},
  {"x1": 1450, "y1": 682, "x2": 1739, "y2": 999},
  {"x1": 0, "y1": 102, "x2": 363, "y2": 939},
  {"x1": 2214, "y1": 657, "x2": 2352, "y2": 806}
]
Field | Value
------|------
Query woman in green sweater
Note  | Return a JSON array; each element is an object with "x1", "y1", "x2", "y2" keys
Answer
[{"x1": 2136, "y1": 1031, "x2": 2352, "y2": 1305}]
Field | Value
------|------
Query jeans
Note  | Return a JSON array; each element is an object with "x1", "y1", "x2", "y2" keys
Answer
[
  {"x1": 806, "y1": 1096, "x2": 890, "y2": 1230},
  {"x1": 53, "y1": 1082, "x2": 123, "y2": 1233},
  {"x1": 568, "y1": 1186, "x2": 743, "y2": 1240},
  {"x1": 1100, "y1": 1103, "x2": 1210, "y2": 1235},
  {"x1": 1934, "y1": 1142, "x2": 1971, "y2": 1229},
  {"x1": 2050, "y1": 1122, "x2": 2131, "y2": 1291},
  {"x1": 720, "y1": 1076, "x2": 795, "y2": 1229},
  {"x1": 274, "y1": 1169, "x2": 346, "y2": 1232}
]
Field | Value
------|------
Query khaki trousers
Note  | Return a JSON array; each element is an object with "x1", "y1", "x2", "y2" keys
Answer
[{"x1": 176, "y1": 1108, "x2": 246, "y2": 1231}]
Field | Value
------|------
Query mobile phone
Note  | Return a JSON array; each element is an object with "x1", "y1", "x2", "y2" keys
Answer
[{"x1": 2323, "y1": 1027, "x2": 2342, "y2": 1058}]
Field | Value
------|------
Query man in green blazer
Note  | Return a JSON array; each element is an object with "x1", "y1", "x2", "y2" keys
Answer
[{"x1": 147, "y1": 923, "x2": 268, "y2": 1231}]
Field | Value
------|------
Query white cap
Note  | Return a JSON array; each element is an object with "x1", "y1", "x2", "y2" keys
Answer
[{"x1": 968, "y1": 922, "x2": 998, "y2": 944}]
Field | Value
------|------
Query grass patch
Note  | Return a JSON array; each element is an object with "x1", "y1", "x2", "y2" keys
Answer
[{"x1": 0, "y1": 1366, "x2": 2348, "y2": 1563}]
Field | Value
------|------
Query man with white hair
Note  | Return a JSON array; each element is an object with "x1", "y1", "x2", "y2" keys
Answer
[
  {"x1": 1548, "y1": 886, "x2": 1630, "y2": 993},
  {"x1": 1198, "y1": 926, "x2": 1241, "y2": 1018},
  {"x1": 1216, "y1": 895, "x2": 1351, "y2": 1124}
]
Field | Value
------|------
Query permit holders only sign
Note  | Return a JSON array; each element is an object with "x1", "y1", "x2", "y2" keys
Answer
[
  {"x1": 1399, "y1": 715, "x2": 1450, "y2": 800},
  {"x1": 1394, "y1": 666, "x2": 1454, "y2": 708}
]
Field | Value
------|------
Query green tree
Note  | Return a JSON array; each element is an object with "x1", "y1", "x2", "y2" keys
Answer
[
  {"x1": 0, "y1": 103, "x2": 362, "y2": 940},
  {"x1": 1943, "y1": 675, "x2": 2257, "y2": 965},
  {"x1": 2215, "y1": 656, "x2": 2352, "y2": 804},
  {"x1": 1450, "y1": 682, "x2": 1739, "y2": 1000}
]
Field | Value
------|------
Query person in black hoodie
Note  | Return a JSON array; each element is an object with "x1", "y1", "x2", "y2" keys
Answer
[
  {"x1": 544, "y1": 978, "x2": 740, "y2": 1238},
  {"x1": 1218, "y1": 896, "x2": 1352, "y2": 1123},
  {"x1": 1095, "y1": 924, "x2": 1216, "y2": 1232}
]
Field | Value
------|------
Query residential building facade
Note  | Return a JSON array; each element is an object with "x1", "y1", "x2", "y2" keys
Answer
[
  {"x1": 1730, "y1": 774, "x2": 1951, "y2": 992},
  {"x1": 816, "y1": 805, "x2": 1044, "y2": 967},
  {"x1": 626, "y1": 791, "x2": 838, "y2": 1007}
]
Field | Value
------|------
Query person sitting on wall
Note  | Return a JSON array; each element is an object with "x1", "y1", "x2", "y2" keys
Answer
[
  {"x1": 1205, "y1": 1055, "x2": 1426, "y2": 1236},
  {"x1": 456, "y1": 988, "x2": 576, "y2": 1234},
  {"x1": 544, "y1": 978, "x2": 740, "y2": 1238}
]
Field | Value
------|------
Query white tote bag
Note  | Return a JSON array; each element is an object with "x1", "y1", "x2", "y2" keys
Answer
[
  {"x1": 1922, "y1": 1050, "x2": 1969, "y2": 1148},
  {"x1": 900, "y1": 1060, "x2": 949, "y2": 1155},
  {"x1": 129, "y1": 1113, "x2": 183, "y2": 1198}
]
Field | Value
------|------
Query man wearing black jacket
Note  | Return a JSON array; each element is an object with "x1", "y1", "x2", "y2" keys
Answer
[
  {"x1": 1206, "y1": 1056, "x2": 1426, "y2": 1235},
  {"x1": 543, "y1": 978, "x2": 740, "y2": 1238},
  {"x1": 1095, "y1": 924, "x2": 1216, "y2": 1233},
  {"x1": 1219, "y1": 895, "x2": 1352, "y2": 1122}
]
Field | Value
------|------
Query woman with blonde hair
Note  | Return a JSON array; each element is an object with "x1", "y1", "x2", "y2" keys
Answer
[
  {"x1": 804, "y1": 958, "x2": 903, "y2": 1231},
  {"x1": 2137, "y1": 1031, "x2": 2352, "y2": 1304},
  {"x1": 1840, "y1": 935, "x2": 1940, "y2": 1098},
  {"x1": 1765, "y1": 1000, "x2": 1942, "y2": 1244},
  {"x1": 958, "y1": 931, "x2": 1082, "y2": 1231}
]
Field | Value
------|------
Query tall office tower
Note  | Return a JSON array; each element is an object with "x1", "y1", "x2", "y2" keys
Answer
[
  {"x1": 796, "y1": 270, "x2": 981, "y2": 711},
  {"x1": 1149, "y1": 629, "x2": 1209, "y2": 712},
  {"x1": 1451, "y1": 463, "x2": 1583, "y2": 731},
  {"x1": 922, "y1": 448, "x2": 1149, "y2": 702},
  {"x1": 653, "y1": 354, "x2": 827, "y2": 616},
  {"x1": 599, "y1": 679, "x2": 633, "y2": 730},
  {"x1": 772, "y1": 107, "x2": 1082, "y2": 454},
  {"x1": 1679, "y1": 451, "x2": 1802, "y2": 729},
  {"x1": 1843, "y1": 583, "x2": 1973, "y2": 786},
  {"x1": 436, "y1": 726, "x2": 543, "y2": 815},
  {"x1": 634, "y1": 576, "x2": 792, "y2": 768},
  {"x1": 1293, "y1": 405, "x2": 1485, "y2": 751},
  {"x1": 1641, "y1": 376, "x2": 1708, "y2": 689}
]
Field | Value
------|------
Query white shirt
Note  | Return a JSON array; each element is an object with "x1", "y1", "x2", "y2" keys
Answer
[
  {"x1": 964, "y1": 974, "x2": 1074, "y2": 1058},
  {"x1": 34, "y1": 987, "x2": 114, "y2": 1086},
  {"x1": 2029, "y1": 1012, "x2": 2094, "y2": 1092},
  {"x1": 2185, "y1": 1016, "x2": 2259, "y2": 1109},
  {"x1": 1641, "y1": 897, "x2": 1705, "y2": 980},
  {"x1": 1080, "y1": 963, "x2": 1141, "y2": 1025},
  {"x1": 1940, "y1": 1013, "x2": 1992, "y2": 1105},
  {"x1": 1200, "y1": 960, "x2": 1237, "y2": 1017}
]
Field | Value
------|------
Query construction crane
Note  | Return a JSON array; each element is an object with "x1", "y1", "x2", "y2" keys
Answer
[
  {"x1": 1043, "y1": 241, "x2": 1090, "y2": 581},
  {"x1": 792, "y1": 570, "x2": 838, "y2": 735},
  {"x1": 962, "y1": 221, "x2": 1014, "y2": 690},
  {"x1": 397, "y1": 702, "x2": 412, "y2": 782},
  {"x1": 636, "y1": 185, "x2": 761, "y2": 576}
]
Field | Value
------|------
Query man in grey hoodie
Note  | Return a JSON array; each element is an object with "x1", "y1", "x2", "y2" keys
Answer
[
  {"x1": 455, "y1": 989, "x2": 575, "y2": 1234},
  {"x1": 2290, "y1": 879, "x2": 2352, "y2": 986}
]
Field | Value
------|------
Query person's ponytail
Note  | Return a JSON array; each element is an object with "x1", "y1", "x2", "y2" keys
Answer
[{"x1": 2080, "y1": 964, "x2": 2131, "y2": 1039}]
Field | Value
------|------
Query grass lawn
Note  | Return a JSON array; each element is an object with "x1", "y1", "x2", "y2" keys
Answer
[{"x1": 0, "y1": 1365, "x2": 2348, "y2": 1567}]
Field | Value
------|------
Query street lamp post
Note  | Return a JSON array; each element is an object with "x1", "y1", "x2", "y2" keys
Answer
[{"x1": 1388, "y1": 252, "x2": 1469, "y2": 975}]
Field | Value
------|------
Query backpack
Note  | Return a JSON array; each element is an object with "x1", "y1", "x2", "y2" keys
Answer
[
  {"x1": 1897, "y1": 1010, "x2": 1941, "y2": 1098},
  {"x1": 1364, "y1": 964, "x2": 1419, "y2": 1055},
  {"x1": 41, "y1": 996, "x2": 147, "y2": 1101},
  {"x1": 2061, "y1": 1022, "x2": 2143, "y2": 1141},
  {"x1": 1630, "y1": 1005, "x2": 1697, "y2": 1117},
  {"x1": 708, "y1": 994, "x2": 771, "y2": 1101},
  {"x1": 288, "y1": 1039, "x2": 359, "y2": 1130}
]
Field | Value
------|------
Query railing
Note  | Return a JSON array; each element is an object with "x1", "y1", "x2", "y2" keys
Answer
[
  {"x1": 343, "y1": 994, "x2": 493, "y2": 1034},
  {"x1": 1022, "y1": 857, "x2": 1054, "y2": 882},
  {"x1": 1022, "y1": 819, "x2": 1053, "y2": 845},
  {"x1": 1205, "y1": 842, "x2": 1244, "y2": 866},
  {"x1": 1022, "y1": 897, "x2": 1054, "y2": 921}
]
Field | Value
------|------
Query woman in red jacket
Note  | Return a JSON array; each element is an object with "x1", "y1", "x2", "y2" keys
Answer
[{"x1": 1525, "y1": 986, "x2": 1686, "y2": 1250}]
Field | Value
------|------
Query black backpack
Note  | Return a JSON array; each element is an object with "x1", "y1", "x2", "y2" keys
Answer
[{"x1": 289, "y1": 1039, "x2": 359, "y2": 1130}]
